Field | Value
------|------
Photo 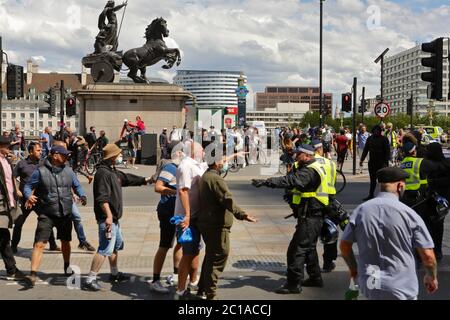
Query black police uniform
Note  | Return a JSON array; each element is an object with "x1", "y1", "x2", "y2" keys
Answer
[
  {"x1": 360, "y1": 131, "x2": 390, "y2": 199},
  {"x1": 265, "y1": 159, "x2": 324, "y2": 288},
  {"x1": 422, "y1": 144, "x2": 450, "y2": 260}
]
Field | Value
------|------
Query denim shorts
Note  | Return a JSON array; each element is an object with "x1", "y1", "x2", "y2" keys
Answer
[{"x1": 97, "y1": 221, "x2": 124, "y2": 256}]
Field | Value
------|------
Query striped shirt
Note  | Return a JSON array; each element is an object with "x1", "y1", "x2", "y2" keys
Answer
[{"x1": 157, "y1": 163, "x2": 177, "y2": 208}]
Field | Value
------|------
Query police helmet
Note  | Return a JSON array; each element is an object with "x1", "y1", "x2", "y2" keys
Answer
[{"x1": 320, "y1": 219, "x2": 339, "y2": 244}]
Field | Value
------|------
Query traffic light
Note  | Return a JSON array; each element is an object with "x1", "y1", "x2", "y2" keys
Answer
[
  {"x1": 41, "y1": 87, "x2": 57, "y2": 117},
  {"x1": 421, "y1": 37, "x2": 444, "y2": 100},
  {"x1": 66, "y1": 97, "x2": 76, "y2": 117},
  {"x1": 406, "y1": 96, "x2": 413, "y2": 116},
  {"x1": 6, "y1": 64, "x2": 24, "y2": 100},
  {"x1": 342, "y1": 93, "x2": 352, "y2": 112}
]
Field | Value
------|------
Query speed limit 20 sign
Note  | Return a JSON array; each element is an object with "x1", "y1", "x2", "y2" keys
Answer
[{"x1": 374, "y1": 102, "x2": 391, "y2": 119}]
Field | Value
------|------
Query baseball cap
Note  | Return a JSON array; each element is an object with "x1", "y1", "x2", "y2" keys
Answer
[{"x1": 50, "y1": 145, "x2": 72, "y2": 156}]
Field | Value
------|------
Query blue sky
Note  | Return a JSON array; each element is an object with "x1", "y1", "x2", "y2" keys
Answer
[{"x1": 1, "y1": 0, "x2": 449, "y2": 109}]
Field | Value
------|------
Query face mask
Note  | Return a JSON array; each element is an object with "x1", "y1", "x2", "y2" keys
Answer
[
  {"x1": 115, "y1": 155, "x2": 123, "y2": 165},
  {"x1": 220, "y1": 163, "x2": 229, "y2": 174}
]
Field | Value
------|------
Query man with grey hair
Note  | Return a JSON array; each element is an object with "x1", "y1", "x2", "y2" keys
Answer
[
  {"x1": 340, "y1": 167, "x2": 438, "y2": 300},
  {"x1": 197, "y1": 148, "x2": 257, "y2": 299}
]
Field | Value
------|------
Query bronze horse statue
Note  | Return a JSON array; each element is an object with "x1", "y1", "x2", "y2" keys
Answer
[{"x1": 122, "y1": 17, "x2": 181, "y2": 83}]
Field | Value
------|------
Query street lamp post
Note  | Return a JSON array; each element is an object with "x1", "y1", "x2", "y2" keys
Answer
[
  {"x1": 374, "y1": 48, "x2": 389, "y2": 102},
  {"x1": 319, "y1": 0, "x2": 325, "y2": 128}
]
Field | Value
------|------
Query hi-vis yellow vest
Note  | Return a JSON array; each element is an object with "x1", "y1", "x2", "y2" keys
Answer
[
  {"x1": 401, "y1": 156, "x2": 428, "y2": 191},
  {"x1": 315, "y1": 154, "x2": 337, "y2": 195},
  {"x1": 390, "y1": 131, "x2": 398, "y2": 148},
  {"x1": 292, "y1": 161, "x2": 329, "y2": 206}
]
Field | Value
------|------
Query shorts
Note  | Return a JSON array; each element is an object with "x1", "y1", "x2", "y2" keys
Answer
[
  {"x1": 129, "y1": 149, "x2": 137, "y2": 158},
  {"x1": 157, "y1": 210, "x2": 176, "y2": 249},
  {"x1": 35, "y1": 214, "x2": 72, "y2": 243},
  {"x1": 97, "y1": 221, "x2": 124, "y2": 257},
  {"x1": 180, "y1": 219, "x2": 203, "y2": 256},
  {"x1": 337, "y1": 150, "x2": 347, "y2": 163},
  {"x1": 323, "y1": 142, "x2": 331, "y2": 153}
]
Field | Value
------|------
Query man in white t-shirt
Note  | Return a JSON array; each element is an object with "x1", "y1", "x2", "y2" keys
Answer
[{"x1": 174, "y1": 142, "x2": 208, "y2": 299}]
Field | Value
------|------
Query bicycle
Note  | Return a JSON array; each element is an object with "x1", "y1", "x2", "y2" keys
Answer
[
  {"x1": 335, "y1": 169, "x2": 346, "y2": 195},
  {"x1": 221, "y1": 156, "x2": 241, "y2": 178},
  {"x1": 84, "y1": 149, "x2": 102, "y2": 175}
]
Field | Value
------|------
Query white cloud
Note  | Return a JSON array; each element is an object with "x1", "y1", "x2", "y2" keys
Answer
[{"x1": 0, "y1": 0, "x2": 449, "y2": 108}]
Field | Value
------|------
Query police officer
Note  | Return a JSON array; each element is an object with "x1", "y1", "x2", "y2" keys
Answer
[
  {"x1": 385, "y1": 123, "x2": 398, "y2": 166},
  {"x1": 400, "y1": 142, "x2": 431, "y2": 208},
  {"x1": 424, "y1": 143, "x2": 450, "y2": 261},
  {"x1": 360, "y1": 125, "x2": 390, "y2": 201},
  {"x1": 312, "y1": 140, "x2": 338, "y2": 272},
  {"x1": 252, "y1": 144, "x2": 329, "y2": 294}
]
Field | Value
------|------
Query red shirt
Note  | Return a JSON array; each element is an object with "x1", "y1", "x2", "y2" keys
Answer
[{"x1": 336, "y1": 135, "x2": 348, "y2": 152}]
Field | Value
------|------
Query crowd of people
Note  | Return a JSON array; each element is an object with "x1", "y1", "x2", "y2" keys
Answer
[
  {"x1": 159, "y1": 125, "x2": 263, "y2": 167},
  {"x1": 0, "y1": 117, "x2": 449, "y2": 300},
  {"x1": 265, "y1": 122, "x2": 449, "y2": 299}
]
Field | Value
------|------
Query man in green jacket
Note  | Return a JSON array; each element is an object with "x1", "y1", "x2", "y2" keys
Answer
[{"x1": 197, "y1": 151, "x2": 257, "y2": 300}]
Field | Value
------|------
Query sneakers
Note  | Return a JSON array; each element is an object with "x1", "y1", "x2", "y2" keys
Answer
[
  {"x1": 85, "y1": 279, "x2": 102, "y2": 292},
  {"x1": 25, "y1": 273, "x2": 38, "y2": 287},
  {"x1": 149, "y1": 280, "x2": 170, "y2": 294},
  {"x1": 78, "y1": 242, "x2": 96, "y2": 252},
  {"x1": 302, "y1": 277, "x2": 324, "y2": 287},
  {"x1": 166, "y1": 274, "x2": 178, "y2": 286},
  {"x1": 109, "y1": 272, "x2": 130, "y2": 283},
  {"x1": 275, "y1": 284, "x2": 302, "y2": 294},
  {"x1": 6, "y1": 269, "x2": 27, "y2": 281},
  {"x1": 174, "y1": 290, "x2": 191, "y2": 300},
  {"x1": 188, "y1": 277, "x2": 200, "y2": 291},
  {"x1": 322, "y1": 262, "x2": 336, "y2": 273}
]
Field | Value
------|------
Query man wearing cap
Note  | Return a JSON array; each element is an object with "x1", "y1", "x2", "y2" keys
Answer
[
  {"x1": 340, "y1": 167, "x2": 438, "y2": 300},
  {"x1": 360, "y1": 125, "x2": 390, "y2": 201},
  {"x1": 11, "y1": 142, "x2": 60, "y2": 253},
  {"x1": 312, "y1": 139, "x2": 338, "y2": 273},
  {"x1": 85, "y1": 144, "x2": 152, "y2": 291},
  {"x1": 252, "y1": 144, "x2": 329, "y2": 294},
  {"x1": 0, "y1": 136, "x2": 26, "y2": 280},
  {"x1": 23, "y1": 145, "x2": 88, "y2": 286}
]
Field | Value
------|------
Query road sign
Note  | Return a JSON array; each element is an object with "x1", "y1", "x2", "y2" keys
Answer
[
  {"x1": 225, "y1": 106, "x2": 238, "y2": 115},
  {"x1": 236, "y1": 85, "x2": 249, "y2": 98},
  {"x1": 374, "y1": 101, "x2": 391, "y2": 119}
]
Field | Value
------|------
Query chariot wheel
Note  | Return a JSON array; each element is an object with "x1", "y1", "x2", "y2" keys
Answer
[{"x1": 91, "y1": 60, "x2": 115, "y2": 82}]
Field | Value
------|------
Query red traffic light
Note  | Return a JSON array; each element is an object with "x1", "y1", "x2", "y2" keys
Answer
[{"x1": 66, "y1": 98, "x2": 76, "y2": 106}]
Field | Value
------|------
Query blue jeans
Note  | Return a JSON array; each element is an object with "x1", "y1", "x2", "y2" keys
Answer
[{"x1": 71, "y1": 204, "x2": 87, "y2": 244}]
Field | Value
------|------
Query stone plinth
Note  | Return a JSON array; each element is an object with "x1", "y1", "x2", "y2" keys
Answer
[{"x1": 74, "y1": 83, "x2": 194, "y2": 141}]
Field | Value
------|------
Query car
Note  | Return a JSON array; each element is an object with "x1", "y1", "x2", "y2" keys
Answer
[{"x1": 419, "y1": 126, "x2": 445, "y2": 142}]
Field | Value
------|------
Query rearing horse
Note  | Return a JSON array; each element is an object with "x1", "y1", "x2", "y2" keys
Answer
[{"x1": 122, "y1": 17, "x2": 181, "y2": 83}]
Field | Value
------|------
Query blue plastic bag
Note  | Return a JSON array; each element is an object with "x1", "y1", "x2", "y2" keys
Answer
[
  {"x1": 170, "y1": 215, "x2": 193, "y2": 244},
  {"x1": 176, "y1": 227, "x2": 193, "y2": 244}
]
